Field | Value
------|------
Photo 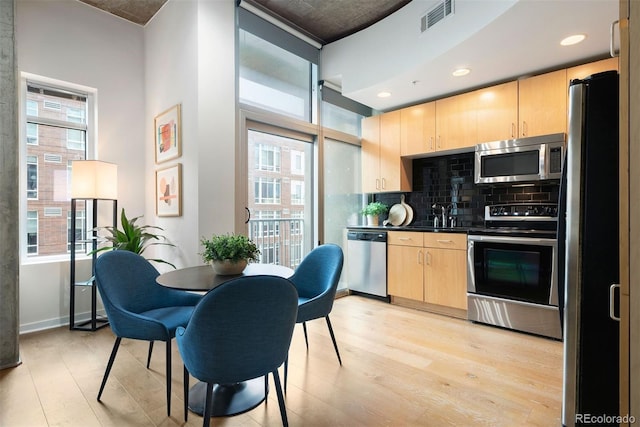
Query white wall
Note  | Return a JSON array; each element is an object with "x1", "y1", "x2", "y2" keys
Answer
[
  {"x1": 144, "y1": 0, "x2": 199, "y2": 268},
  {"x1": 16, "y1": 0, "x2": 237, "y2": 333},
  {"x1": 16, "y1": 0, "x2": 145, "y2": 332},
  {"x1": 144, "y1": 0, "x2": 236, "y2": 269}
]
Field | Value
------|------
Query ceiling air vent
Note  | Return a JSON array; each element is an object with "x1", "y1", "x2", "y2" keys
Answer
[{"x1": 421, "y1": 0, "x2": 454, "y2": 33}]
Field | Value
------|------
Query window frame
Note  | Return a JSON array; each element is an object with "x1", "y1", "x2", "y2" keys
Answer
[{"x1": 19, "y1": 73, "x2": 97, "y2": 264}]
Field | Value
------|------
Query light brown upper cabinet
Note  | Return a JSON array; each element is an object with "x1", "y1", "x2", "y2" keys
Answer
[
  {"x1": 370, "y1": 59, "x2": 613, "y2": 162},
  {"x1": 361, "y1": 111, "x2": 411, "y2": 193},
  {"x1": 518, "y1": 69, "x2": 568, "y2": 137},
  {"x1": 474, "y1": 81, "x2": 518, "y2": 143},
  {"x1": 400, "y1": 102, "x2": 436, "y2": 156},
  {"x1": 435, "y1": 91, "x2": 477, "y2": 151},
  {"x1": 361, "y1": 115, "x2": 381, "y2": 193},
  {"x1": 566, "y1": 57, "x2": 619, "y2": 83}
]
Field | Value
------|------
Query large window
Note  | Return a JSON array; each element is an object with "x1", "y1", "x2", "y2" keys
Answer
[
  {"x1": 240, "y1": 6, "x2": 371, "y2": 276},
  {"x1": 22, "y1": 77, "x2": 93, "y2": 258},
  {"x1": 320, "y1": 87, "x2": 370, "y2": 291},
  {"x1": 239, "y1": 30, "x2": 315, "y2": 121},
  {"x1": 246, "y1": 126, "x2": 313, "y2": 269},
  {"x1": 238, "y1": 7, "x2": 319, "y2": 123}
]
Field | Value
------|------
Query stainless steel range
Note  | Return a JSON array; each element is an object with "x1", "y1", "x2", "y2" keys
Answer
[{"x1": 467, "y1": 203, "x2": 562, "y2": 339}]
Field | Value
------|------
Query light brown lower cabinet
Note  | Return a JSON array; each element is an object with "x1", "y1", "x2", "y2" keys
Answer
[{"x1": 388, "y1": 231, "x2": 467, "y2": 316}]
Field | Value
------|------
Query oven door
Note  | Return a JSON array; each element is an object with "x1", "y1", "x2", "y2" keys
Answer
[{"x1": 467, "y1": 234, "x2": 558, "y2": 306}]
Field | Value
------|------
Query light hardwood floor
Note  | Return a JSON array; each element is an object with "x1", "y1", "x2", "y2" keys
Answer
[{"x1": 0, "y1": 296, "x2": 563, "y2": 426}]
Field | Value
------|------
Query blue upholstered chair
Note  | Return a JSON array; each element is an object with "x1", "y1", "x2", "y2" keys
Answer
[
  {"x1": 94, "y1": 250, "x2": 201, "y2": 417},
  {"x1": 176, "y1": 275, "x2": 298, "y2": 427},
  {"x1": 284, "y1": 244, "x2": 344, "y2": 390}
]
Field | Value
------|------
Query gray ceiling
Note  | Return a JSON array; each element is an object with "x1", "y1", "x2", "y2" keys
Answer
[
  {"x1": 78, "y1": 0, "x2": 168, "y2": 26},
  {"x1": 78, "y1": 0, "x2": 411, "y2": 45}
]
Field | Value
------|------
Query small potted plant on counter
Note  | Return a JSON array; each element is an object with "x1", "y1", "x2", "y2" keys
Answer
[
  {"x1": 361, "y1": 201, "x2": 388, "y2": 226},
  {"x1": 200, "y1": 233, "x2": 261, "y2": 275}
]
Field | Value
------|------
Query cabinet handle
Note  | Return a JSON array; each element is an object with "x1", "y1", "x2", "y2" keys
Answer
[
  {"x1": 511, "y1": 123, "x2": 515, "y2": 138},
  {"x1": 437, "y1": 136, "x2": 441, "y2": 149},
  {"x1": 399, "y1": 237, "x2": 412, "y2": 241},
  {"x1": 425, "y1": 250, "x2": 431, "y2": 265},
  {"x1": 436, "y1": 239, "x2": 453, "y2": 244},
  {"x1": 381, "y1": 178, "x2": 386, "y2": 190},
  {"x1": 610, "y1": 284, "x2": 620, "y2": 321},
  {"x1": 429, "y1": 137, "x2": 434, "y2": 150},
  {"x1": 418, "y1": 250, "x2": 423, "y2": 265},
  {"x1": 376, "y1": 178, "x2": 380, "y2": 190},
  {"x1": 610, "y1": 20, "x2": 620, "y2": 58},
  {"x1": 521, "y1": 121, "x2": 527, "y2": 137}
]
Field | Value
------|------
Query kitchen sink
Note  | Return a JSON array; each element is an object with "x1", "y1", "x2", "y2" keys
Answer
[{"x1": 401, "y1": 225, "x2": 469, "y2": 233}]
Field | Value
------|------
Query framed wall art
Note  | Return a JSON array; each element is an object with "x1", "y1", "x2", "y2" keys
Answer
[
  {"x1": 154, "y1": 103, "x2": 181, "y2": 164},
  {"x1": 155, "y1": 163, "x2": 182, "y2": 217}
]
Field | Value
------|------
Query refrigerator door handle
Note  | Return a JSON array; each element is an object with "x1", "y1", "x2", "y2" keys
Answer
[
  {"x1": 609, "y1": 283, "x2": 621, "y2": 321},
  {"x1": 610, "y1": 20, "x2": 620, "y2": 57}
]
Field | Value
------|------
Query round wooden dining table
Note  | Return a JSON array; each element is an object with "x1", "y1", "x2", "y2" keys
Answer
[
  {"x1": 156, "y1": 263, "x2": 294, "y2": 418},
  {"x1": 156, "y1": 263, "x2": 294, "y2": 291}
]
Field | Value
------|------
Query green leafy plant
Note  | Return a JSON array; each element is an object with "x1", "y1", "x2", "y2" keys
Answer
[
  {"x1": 91, "y1": 209, "x2": 176, "y2": 268},
  {"x1": 200, "y1": 233, "x2": 260, "y2": 264},
  {"x1": 361, "y1": 201, "x2": 389, "y2": 216}
]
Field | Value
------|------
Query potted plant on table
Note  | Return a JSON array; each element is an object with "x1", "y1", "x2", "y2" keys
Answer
[
  {"x1": 361, "y1": 201, "x2": 389, "y2": 226},
  {"x1": 200, "y1": 233, "x2": 261, "y2": 275},
  {"x1": 91, "y1": 208, "x2": 176, "y2": 268}
]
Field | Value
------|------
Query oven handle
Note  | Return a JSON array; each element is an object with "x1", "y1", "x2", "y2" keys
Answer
[
  {"x1": 467, "y1": 234, "x2": 557, "y2": 246},
  {"x1": 467, "y1": 240, "x2": 476, "y2": 293}
]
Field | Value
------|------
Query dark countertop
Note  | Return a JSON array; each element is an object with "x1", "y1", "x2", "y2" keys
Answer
[{"x1": 346, "y1": 225, "x2": 471, "y2": 234}]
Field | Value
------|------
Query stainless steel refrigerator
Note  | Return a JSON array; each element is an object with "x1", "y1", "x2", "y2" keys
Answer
[{"x1": 559, "y1": 70, "x2": 620, "y2": 426}]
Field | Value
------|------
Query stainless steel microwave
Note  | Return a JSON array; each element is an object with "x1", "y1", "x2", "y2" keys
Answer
[{"x1": 474, "y1": 133, "x2": 565, "y2": 184}]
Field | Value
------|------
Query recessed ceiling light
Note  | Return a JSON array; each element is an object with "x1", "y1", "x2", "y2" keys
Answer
[
  {"x1": 561, "y1": 34, "x2": 586, "y2": 46},
  {"x1": 377, "y1": 91, "x2": 392, "y2": 98},
  {"x1": 452, "y1": 68, "x2": 471, "y2": 77}
]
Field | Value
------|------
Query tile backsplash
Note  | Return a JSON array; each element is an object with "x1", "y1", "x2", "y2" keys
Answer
[{"x1": 374, "y1": 152, "x2": 560, "y2": 227}]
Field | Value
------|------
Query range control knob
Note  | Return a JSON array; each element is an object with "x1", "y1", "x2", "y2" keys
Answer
[{"x1": 491, "y1": 206, "x2": 506, "y2": 216}]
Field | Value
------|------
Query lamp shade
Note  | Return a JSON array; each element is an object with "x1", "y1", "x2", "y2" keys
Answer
[{"x1": 71, "y1": 160, "x2": 118, "y2": 199}]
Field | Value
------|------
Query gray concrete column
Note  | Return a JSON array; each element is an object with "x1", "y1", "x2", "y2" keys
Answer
[{"x1": 0, "y1": 0, "x2": 20, "y2": 370}]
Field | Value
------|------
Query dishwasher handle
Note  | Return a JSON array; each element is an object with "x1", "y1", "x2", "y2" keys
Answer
[{"x1": 347, "y1": 231, "x2": 387, "y2": 243}]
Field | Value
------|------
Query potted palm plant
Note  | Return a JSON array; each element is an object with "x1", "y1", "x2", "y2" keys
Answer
[
  {"x1": 200, "y1": 233, "x2": 261, "y2": 275},
  {"x1": 91, "y1": 209, "x2": 176, "y2": 268},
  {"x1": 361, "y1": 201, "x2": 388, "y2": 226}
]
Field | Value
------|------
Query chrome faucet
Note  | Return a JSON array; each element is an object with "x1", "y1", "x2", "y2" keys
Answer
[
  {"x1": 441, "y1": 205, "x2": 447, "y2": 228},
  {"x1": 432, "y1": 204, "x2": 447, "y2": 228},
  {"x1": 431, "y1": 204, "x2": 439, "y2": 227}
]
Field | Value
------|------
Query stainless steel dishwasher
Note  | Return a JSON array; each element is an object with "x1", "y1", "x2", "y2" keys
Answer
[{"x1": 346, "y1": 230, "x2": 388, "y2": 299}]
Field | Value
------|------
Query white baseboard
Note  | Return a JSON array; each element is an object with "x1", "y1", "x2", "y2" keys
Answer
[{"x1": 19, "y1": 309, "x2": 108, "y2": 335}]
